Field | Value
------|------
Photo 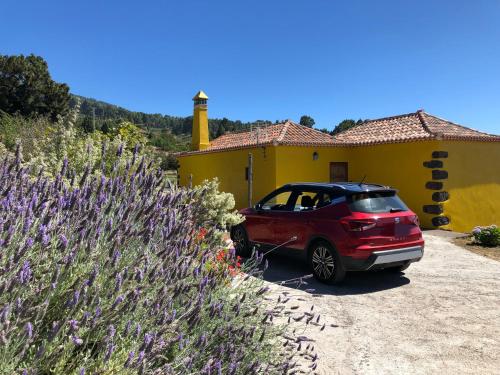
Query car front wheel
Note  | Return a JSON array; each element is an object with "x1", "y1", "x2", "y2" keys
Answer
[
  {"x1": 308, "y1": 241, "x2": 346, "y2": 284},
  {"x1": 231, "y1": 225, "x2": 251, "y2": 257}
]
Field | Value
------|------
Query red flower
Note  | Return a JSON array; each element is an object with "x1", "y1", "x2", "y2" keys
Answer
[{"x1": 197, "y1": 227, "x2": 208, "y2": 241}]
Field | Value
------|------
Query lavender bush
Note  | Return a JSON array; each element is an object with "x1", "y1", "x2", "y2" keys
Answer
[{"x1": 0, "y1": 149, "x2": 321, "y2": 374}]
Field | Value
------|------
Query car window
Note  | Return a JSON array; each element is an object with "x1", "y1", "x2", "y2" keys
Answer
[
  {"x1": 293, "y1": 190, "x2": 343, "y2": 211},
  {"x1": 261, "y1": 190, "x2": 296, "y2": 211},
  {"x1": 347, "y1": 191, "x2": 408, "y2": 213}
]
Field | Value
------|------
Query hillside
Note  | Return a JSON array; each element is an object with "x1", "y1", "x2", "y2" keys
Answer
[{"x1": 70, "y1": 94, "x2": 271, "y2": 138}]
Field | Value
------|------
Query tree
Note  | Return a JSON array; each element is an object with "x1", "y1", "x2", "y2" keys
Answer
[
  {"x1": 331, "y1": 119, "x2": 363, "y2": 135},
  {"x1": 0, "y1": 54, "x2": 71, "y2": 120},
  {"x1": 81, "y1": 116, "x2": 95, "y2": 133},
  {"x1": 116, "y1": 121, "x2": 147, "y2": 149},
  {"x1": 299, "y1": 115, "x2": 315, "y2": 128},
  {"x1": 160, "y1": 153, "x2": 180, "y2": 170}
]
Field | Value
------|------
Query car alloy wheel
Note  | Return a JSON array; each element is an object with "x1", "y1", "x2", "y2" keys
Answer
[
  {"x1": 312, "y1": 246, "x2": 335, "y2": 279},
  {"x1": 308, "y1": 241, "x2": 346, "y2": 284}
]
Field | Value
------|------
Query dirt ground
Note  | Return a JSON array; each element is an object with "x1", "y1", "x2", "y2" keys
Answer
[
  {"x1": 264, "y1": 233, "x2": 500, "y2": 375},
  {"x1": 453, "y1": 236, "x2": 500, "y2": 262}
]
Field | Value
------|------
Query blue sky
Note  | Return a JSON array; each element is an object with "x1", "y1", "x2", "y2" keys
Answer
[{"x1": 1, "y1": 0, "x2": 499, "y2": 133}]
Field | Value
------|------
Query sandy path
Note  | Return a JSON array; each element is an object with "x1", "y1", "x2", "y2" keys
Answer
[{"x1": 264, "y1": 233, "x2": 500, "y2": 374}]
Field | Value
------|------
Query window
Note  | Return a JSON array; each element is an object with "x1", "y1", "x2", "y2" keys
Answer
[
  {"x1": 261, "y1": 190, "x2": 295, "y2": 211},
  {"x1": 347, "y1": 191, "x2": 408, "y2": 213},
  {"x1": 293, "y1": 190, "x2": 344, "y2": 211}
]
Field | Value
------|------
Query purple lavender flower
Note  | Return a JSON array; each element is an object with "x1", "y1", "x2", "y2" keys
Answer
[
  {"x1": 25, "y1": 237, "x2": 34, "y2": 248},
  {"x1": 107, "y1": 324, "x2": 116, "y2": 340},
  {"x1": 59, "y1": 234, "x2": 68, "y2": 249},
  {"x1": 14, "y1": 298, "x2": 22, "y2": 314},
  {"x1": 134, "y1": 323, "x2": 142, "y2": 338},
  {"x1": 82, "y1": 311, "x2": 90, "y2": 325},
  {"x1": 135, "y1": 268, "x2": 144, "y2": 282},
  {"x1": 111, "y1": 250, "x2": 120, "y2": 267},
  {"x1": 42, "y1": 233, "x2": 50, "y2": 246},
  {"x1": 136, "y1": 350, "x2": 145, "y2": 364},
  {"x1": 19, "y1": 261, "x2": 32, "y2": 284},
  {"x1": 48, "y1": 321, "x2": 60, "y2": 342},
  {"x1": 124, "y1": 351, "x2": 135, "y2": 368},
  {"x1": 123, "y1": 320, "x2": 132, "y2": 336},
  {"x1": 68, "y1": 319, "x2": 79, "y2": 332},
  {"x1": 22, "y1": 216, "x2": 33, "y2": 234},
  {"x1": 112, "y1": 295, "x2": 124, "y2": 309},
  {"x1": 25, "y1": 322, "x2": 33, "y2": 338},
  {"x1": 68, "y1": 290, "x2": 80, "y2": 307},
  {"x1": 71, "y1": 335, "x2": 83, "y2": 345},
  {"x1": 115, "y1": 273, "x2": 123, "y2": 292},
  {"x1": 104, "y1": 343, "x2": 115, "y2": 362}
]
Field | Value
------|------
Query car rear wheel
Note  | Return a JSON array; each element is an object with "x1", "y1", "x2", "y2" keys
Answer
[
  {"x1": 231, "y1": 225, "x2": 251, "y2": 257},
  {"x1": 308, "y1": 241, "x2": 346, "y2": 284}
]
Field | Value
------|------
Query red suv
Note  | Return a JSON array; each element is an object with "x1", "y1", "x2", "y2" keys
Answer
[{"x1": 231, "y1": 183, "x2": 424, "y2": 284}]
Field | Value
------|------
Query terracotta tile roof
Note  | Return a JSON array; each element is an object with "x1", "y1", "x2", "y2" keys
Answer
[
  {"x1": 178, "y1": 111, "x2": 499, "y2": 155},
  {"x1": 181, "y1": 120, "x2": 335, "y2": 154},
  {"x1": 333, "y1": 111, "x2": 500, "y2": 146},
  {"x1": 419, "y1": 112, "x2": 500, "y2": 141}
]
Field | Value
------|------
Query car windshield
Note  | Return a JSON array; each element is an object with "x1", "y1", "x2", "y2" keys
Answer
[{"x1": 347, "y1": 191, "x2": 408, "y2": 213}]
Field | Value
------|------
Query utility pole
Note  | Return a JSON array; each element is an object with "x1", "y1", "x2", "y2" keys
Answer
[{"x1": 248, "y1": 153, "x2": 253, "y2": 207}]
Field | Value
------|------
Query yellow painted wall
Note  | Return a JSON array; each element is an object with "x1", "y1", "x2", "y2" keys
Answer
[
  {"x1": 179, "y1": 140, "x2": 500, "y2": 232},
  {"x1": 440, "y1": 141, "x2": 500, "y2": 232},
  {"x1": 274, "y1": 146, "x2": 349, "y2": 186},
  {"x1": 342, "y1": 141, "x2": 439, "y2": 229},
  {"x1": 178, "y1": 146, "x2": 277, "y2": 208},
  {"x1": 191, "y1": 105, "x2": 209, "y2": 151},
  {"x1": 274, "y1": 142, "x2": 439, "y2": 228}
]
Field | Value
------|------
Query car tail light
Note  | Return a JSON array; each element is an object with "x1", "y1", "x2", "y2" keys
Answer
[
  {"x1": 342, "y1": 219, "x2": 377, "y2": 232},
  {"x1": 410, "y1": 215, "x2": 420, "y2": 226}
]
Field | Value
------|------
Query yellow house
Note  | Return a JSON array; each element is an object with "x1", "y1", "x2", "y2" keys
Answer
[{"x1": 178, "y1": 92, "x2": 500, "y2": 232}]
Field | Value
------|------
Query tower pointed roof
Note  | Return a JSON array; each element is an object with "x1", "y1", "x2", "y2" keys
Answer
[{"x1": 193, "y1": 90, "x2": 209, "y2": 100}]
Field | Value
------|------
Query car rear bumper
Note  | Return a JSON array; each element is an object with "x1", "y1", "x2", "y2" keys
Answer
[{"x1": 342, "y1": 245, "x2": 424, "y2": 271}]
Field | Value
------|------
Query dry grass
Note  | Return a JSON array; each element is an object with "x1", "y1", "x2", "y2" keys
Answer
[{"x1": 453, "y1": 236, "x2": 500, "y2": 262}]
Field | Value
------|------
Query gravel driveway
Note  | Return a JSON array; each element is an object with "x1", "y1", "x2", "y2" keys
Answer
[{"x1": 264, "y1": 232, "x2": 500, "y2": 374}]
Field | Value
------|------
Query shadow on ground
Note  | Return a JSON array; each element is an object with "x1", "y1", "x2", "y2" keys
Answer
[{"x1": 262, "y1": 251, "x2": 410, "y2": 296}]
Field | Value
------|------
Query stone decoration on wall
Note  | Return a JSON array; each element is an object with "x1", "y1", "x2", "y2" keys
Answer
[
  {"x1": 432, "y1": 151, "x2": 449, "y2": 158},
  {"x1": 423, "y1": 160, "x2": 444, "y2": 168},
  {"x1": 423, "y1": 204, "x2": 444, "y2": 214},
  {"x1": 424, "y1": 150, "x2": 450, "y2": 227},
  {"x1": 425, "y1": 181, "x2": 443, "y2": 190},
  {"x1": 432, "y1": 191, "x2": 450, "y2": 202},
  {"x1": 432, "y1": 170, "x2": 448, "y2": 180},
  {"x1": 432, "y1": 216, "x2": 450, "y2": 226}
]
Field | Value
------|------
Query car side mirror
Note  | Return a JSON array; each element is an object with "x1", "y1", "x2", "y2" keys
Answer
[{"x1": 255, "y1": 203, "x2": 263, "y2": 212}]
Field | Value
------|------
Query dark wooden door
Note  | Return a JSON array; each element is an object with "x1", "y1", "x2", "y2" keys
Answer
[{"x1": 330, "y1": 162, "x2": 348, "y2": 182}]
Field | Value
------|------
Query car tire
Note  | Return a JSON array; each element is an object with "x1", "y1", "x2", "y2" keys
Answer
[
  {"x1": 308, "y1": 241, "x2": 346, "y2": 284},
  {"x1": 230, "y1": 225, "x2": 251, "y2": 257}
]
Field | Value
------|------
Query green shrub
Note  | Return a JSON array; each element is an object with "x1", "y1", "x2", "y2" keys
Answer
[
  {"x1": 472, "y1": 225, "x2": 500, "y2": 247},
  {"x1": 0, "y1": 154, "x2": 321, "y2": 374},
  {"x1": 194, "y1": 178, "x2": 244, "y2": 230},
  {"x1": 1, "y1": 102, "x2": 159, "y2": 181}
]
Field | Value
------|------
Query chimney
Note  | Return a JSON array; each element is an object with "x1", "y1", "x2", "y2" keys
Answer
[{"x1": 191, "y1": 90, "x2": 209, "y2": 151}]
